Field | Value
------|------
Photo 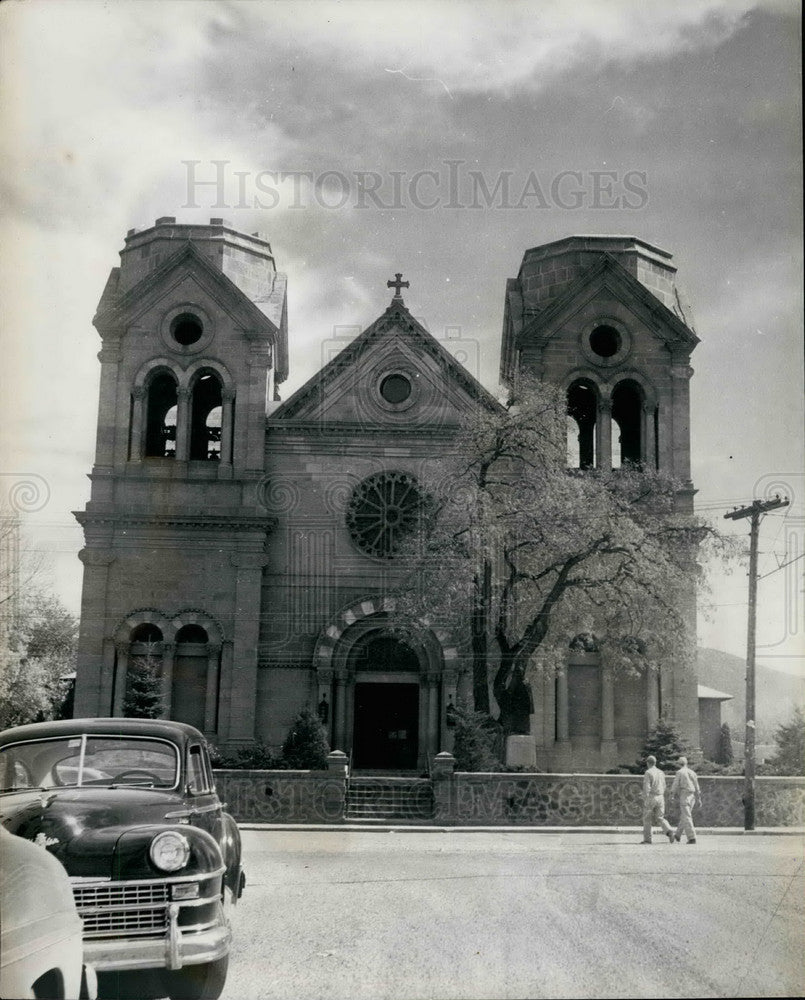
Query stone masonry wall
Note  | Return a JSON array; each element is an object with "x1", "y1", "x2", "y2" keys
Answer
[
  {"x1": 215, "y1": 770, "x2": 346, "y2": 824},
  {"x1": 434, "y1": 774, "x2": 805, "y2": 827},
  {"x1": 216, "y1": 768, "x2": 805, "y2": 827}
]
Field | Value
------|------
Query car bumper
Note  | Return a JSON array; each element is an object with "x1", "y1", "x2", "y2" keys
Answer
[{"x1": 83, "y1": 902, "x2": 231, "y2": 972}]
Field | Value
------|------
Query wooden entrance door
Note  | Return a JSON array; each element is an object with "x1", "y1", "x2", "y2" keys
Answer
[{"x1": 353, "y1": 682, "x2": 419, "y2": 770}]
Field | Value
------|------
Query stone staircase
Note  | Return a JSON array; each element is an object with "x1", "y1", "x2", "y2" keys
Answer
[{"x1": 345, "y1": 776, "x2": 435, "y2": 823}]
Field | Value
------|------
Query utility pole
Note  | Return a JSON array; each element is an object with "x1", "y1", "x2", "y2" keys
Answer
[{"x1": 724, "y1": 495, "x2": 789, "y2": 830}]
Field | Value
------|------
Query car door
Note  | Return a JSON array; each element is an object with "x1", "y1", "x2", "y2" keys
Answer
[{"x1": 186, "y1": 743, "x2": 224, "y2": 845}]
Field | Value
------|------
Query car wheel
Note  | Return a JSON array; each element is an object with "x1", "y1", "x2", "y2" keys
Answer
[{"x1": 164, "y1": 956, "x2": 229, "y2": 1000}]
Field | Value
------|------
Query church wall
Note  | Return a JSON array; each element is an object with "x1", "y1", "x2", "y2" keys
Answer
[
  {"x1": 255, "y1": 665, "x2": 315, "y2": 751},
  {"x1": 259, "y1": 428, "x2": 462, "y2": 652}
]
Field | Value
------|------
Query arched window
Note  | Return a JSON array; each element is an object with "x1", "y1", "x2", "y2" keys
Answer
[
  {"x1": 172, "y1": 624, "x2": 210, "y2": 730},
  {"x1": 566, "y1": 380, "x2": 598, "y2": 469},
  {"x1": 175, "y1": 624, "x2": 208, "y2": 644},
  {"x1": 125, "y1": 624, "x2": 163, "y2": 718},
  {"x1": 190, "y1": 372, "x2": 223, "y2": 461},
  {"x1": 611, "y1": 380, "x2": 643, "y2": 468},
  {"x1": 144, "y1": 373, "x2": 178, "y2": 458},
  {"x1": 131, "y1": 624, "x2": 163, "y2": 645}
]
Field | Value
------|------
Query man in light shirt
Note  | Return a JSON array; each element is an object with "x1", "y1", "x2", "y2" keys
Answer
[
  {"x1": 641, "y1": 755, "x2": 675, "y2": 844},
  {"x1": 671, "y1": 755, "x2": 702, "y2": 844}
]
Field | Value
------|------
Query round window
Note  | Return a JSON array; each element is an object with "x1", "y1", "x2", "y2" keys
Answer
[
  {"x1": 170, "y1": 313, "x2": 203, "y2": 346},
  {"x1": 346, "y1": 471, "x2": 423, "y2": 559},
  {"x1": 379, "y1": 373, "x2": 412, "y2": 405},
  {"x1": 589, "y1": 325, "x2": 620, "y2": 358}
]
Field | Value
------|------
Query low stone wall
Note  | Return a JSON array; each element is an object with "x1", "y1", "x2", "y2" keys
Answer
[
  {"x1": 214, "y1": 764, "x2": 805, "y2": 827},
  {"x1": 434, "y1": 773, "x2": 805, "y2": 827},
  {"x1": 215, "y1": 769, "x2": 346, "y2": 824}
]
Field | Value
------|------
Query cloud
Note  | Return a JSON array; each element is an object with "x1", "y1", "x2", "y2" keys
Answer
[{"x1": 232, "y1": 0, "x2": 769, "y2": 94}]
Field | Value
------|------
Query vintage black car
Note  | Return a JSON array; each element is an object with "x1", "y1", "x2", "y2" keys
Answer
[{"x1": 0, "y1": 718, "x2": 244, "y2": 1000}]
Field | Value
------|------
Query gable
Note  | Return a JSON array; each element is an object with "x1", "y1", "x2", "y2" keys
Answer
[
  {"x1": 273, "y1": 301, "x2": 502, "y2": 428},
  {"x1": 93, "y1": 242, "x2": 288, "y2": 379},
  {"x1": 519, "y1": 255, "x2": 699, "y2": 355}
]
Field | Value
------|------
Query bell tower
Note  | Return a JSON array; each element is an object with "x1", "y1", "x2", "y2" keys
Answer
[
  {"x1": 74, "y1": 218, "x2": 287, "y2": 744},
  {"x1": 500, "y1": 235, "x2": 701, "y2": 767}
]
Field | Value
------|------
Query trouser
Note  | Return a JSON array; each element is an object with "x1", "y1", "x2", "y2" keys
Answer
[
  {"x1": 675, "y1": 793, "x2": 697, "y2": 841},
  {"x1": 642, "y1": 794, "x2": 673, "y2": 842}
]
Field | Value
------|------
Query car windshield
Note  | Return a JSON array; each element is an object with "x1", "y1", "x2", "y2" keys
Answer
[{"x1": 0, "y1": 735, "x2": 180, "y2": 790}]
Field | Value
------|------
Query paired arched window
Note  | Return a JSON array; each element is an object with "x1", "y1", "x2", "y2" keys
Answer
[
  {"x1": 566, "y1": 379, "x2": 598, "y2": 469},
  {"x1": 567, "y1": 377, "x2": 656, "y2": 471},
  {"x1": 611, "y1": 380, "x2": 643, "y2": 469},
  {"x1": 189, "y1": 371, "x2": 223, "y2": 461},
  {"x1": 172, "y1": 625, "x2": 210, "y2": 731},
  {"x1": 124, "y1": 624, "x2": 164, "y2": 718},
  {"x1": 137, "y1": 367, "x2": 230, "y2": 463},
  {"x1": 144, "y1": 374, "x2": 178, "y2": 458}
]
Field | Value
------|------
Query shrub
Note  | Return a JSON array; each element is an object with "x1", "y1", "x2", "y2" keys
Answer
[
  {"x1": 635, "y1": 717, "x2": 688, "y2": 772},
  {"x1": 123, "y1": 656, "x2": 163, "y2": 719},
  {"x1": 280, "y1": 708, "x2": 330, "y2": 769},
  {"x1": 452, "y1": 709, "x2": 502, "y2": 772},
  {"x1": 764, "y1": 706, "x2": 805, "y2": 776},
  {"x1": 206, "y1": 739, "x2": 280, "y2": 769},
  {"x1": 716, "y1": 722, "x2": 734, "y2": 766},
  {"x1": 695, "y1": 758, "x2": 742, "y2": 775}
]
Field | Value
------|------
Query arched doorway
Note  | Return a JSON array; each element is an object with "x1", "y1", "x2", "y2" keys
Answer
[
  {"x1": 349, "y1": 632, "x2": 421, "y2": 770},
  {"x1": 315, "y1": 599, "x2": 463, "y2": 772}
]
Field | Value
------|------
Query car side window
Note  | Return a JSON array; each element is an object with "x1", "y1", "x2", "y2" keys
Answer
[{"x1": 188, "y1": 745, "x2": 209, "y2": 794}]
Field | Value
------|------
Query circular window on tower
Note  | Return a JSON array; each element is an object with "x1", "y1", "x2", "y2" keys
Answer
[
  {"x1": 346, "y1": 471, "x2": 425, "y2": 559},
  {"x1": 589, "y1": 325, "x2": 620, "y2": 358},
  {"x1": 170, "y1": 313, "x2": 203, "y2": 346},
  {"x1": 580, "y1": 319, "x2": 631, "y2": 367}
]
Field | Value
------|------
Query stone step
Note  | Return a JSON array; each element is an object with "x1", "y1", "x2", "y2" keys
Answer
[{"x1": 345, "y1": 777, "x2": 435, "y2": 822}]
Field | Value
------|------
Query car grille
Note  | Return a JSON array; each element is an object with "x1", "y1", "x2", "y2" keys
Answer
[{"x1": 73, "y1": 882, "x2": 170, "y2": 939}]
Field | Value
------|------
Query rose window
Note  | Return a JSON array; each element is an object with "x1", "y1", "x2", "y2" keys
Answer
[{"x1": 346, "y1": 471, "x2": 423, "y2": 558}]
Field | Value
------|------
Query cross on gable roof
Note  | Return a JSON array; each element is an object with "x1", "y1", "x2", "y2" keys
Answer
[{"x1": 272, "y1": 296, "x2": 503, "y2": 422}]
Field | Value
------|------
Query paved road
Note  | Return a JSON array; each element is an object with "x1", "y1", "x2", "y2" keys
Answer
[{"x1": 220, "y1": 828, "x2": 805, "y2": 1000}]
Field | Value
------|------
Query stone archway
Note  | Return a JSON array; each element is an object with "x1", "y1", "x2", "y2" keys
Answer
[{"x1": 313, "y1": 597, "x2": 463, "y2": 771}]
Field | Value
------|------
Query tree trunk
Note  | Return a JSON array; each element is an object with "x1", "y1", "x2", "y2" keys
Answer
[
  {"x1": 492, "y1": 650, "x2": 533, "y2": 737},
  {"x1": 471, "y1": 560, "x2": 492, "y2": 714}
]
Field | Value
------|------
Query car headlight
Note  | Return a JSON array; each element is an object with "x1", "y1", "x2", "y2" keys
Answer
[{"x1": 149, "y1": 831, "x2": 190, "y2": 872}]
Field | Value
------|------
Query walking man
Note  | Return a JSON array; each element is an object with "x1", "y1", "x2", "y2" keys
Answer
[
  {"x1": 671, "y1": 756, "x2": 702, "y2": 844},
  {"x1": 641, "y1": 755, "x2": 674, "y2": 844}
]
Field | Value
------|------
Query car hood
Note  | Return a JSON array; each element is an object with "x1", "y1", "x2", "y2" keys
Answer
[{"x1": 0, "y1": 787, "x2": 188, "y2": 877}]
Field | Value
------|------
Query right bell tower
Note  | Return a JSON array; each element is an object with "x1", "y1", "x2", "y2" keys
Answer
[
  {"x1": 499, "y1": 235, "x2": 702, "y2": 768},
  {"x1": 500, "y1": 235, "x2": 699, "y2": 512}
]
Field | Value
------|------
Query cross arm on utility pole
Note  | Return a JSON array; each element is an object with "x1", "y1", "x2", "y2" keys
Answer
[{"x1": 723, "y1": 494, "x2": 789, "y2": 830}]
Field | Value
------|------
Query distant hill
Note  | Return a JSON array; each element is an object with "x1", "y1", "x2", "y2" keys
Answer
[{"x1": 697, "y1": 647, "x2": 805, "y2": 744}]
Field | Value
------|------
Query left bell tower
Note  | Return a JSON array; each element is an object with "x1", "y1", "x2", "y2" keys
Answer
[{"x1": 74, "y1": 217, "x2": 287, "y2": 744}]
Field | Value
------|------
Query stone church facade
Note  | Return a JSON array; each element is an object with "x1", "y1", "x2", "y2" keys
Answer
[{"x1": 74, "y1": 219, "x2": 700, "y2": 772}]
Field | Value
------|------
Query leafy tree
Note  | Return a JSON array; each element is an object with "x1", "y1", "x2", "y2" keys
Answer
[
  {"x1": 123, "y1": 655, "x2": 164, "y2": 719},
  {"x1": 280, "y1": 708, "x2": 330, "y2": 769},
  {"x1": 399, "y1": 375, "x2": 718, "y2": 736},
  {"x1": 0, "y1": 653, "x2": 61, "y2": 729},
  {"x1": 451, "y1": 709, "x2": 502, "y2": 772},
  {"x1": 716, "y1": 722, "x2": 734, "y2": 766},
  {"x1": 765, "y1": 706, "x2": 805, "y2": 776},
  {"x1": 0, "y1": 586, "x2": 78, "y2": 729},
  {"x1": 636, "y1": 718, "x2": 689, "y2": 772}
]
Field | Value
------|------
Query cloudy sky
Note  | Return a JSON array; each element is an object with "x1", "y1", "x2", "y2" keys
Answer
[{"x1": 1, "y1": 0, "x2": 802, "y2": 672}]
